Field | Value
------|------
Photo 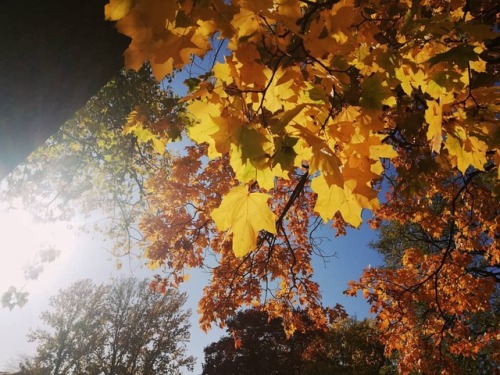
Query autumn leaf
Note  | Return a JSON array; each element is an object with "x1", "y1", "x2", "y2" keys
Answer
[
  {"x1": 212, "y1": 185, "x2": 277, "y2": 257},
  {"x1": 445, "y1": 125, "x2": 488, "y2": 174},
  {"x1": 230, "y1": 152, "x2": 276, "y2": 190},
  {"x1": 360, "y1": 74, "x2": 394, "y2": 110},
  {"x1": 425, "y1": 99, "x2": 442, "y2": 153},
  {"x1": 428, "y1": 45, "x2": 478, "y2": 69},
  {"x1": 271, "y1": 104, "x2": 308, "y2": 133},
  {"x1": 311, "y1": 176, "x2": 378, "y2": 228},
  {"x1": 292, "y1": 125, "x2": 343, "y2": 186},
  {"x1": 105, "y1": 0, "x2": 133, "y2": 20},
  {"x1": 123, "y1": 110, "x2": 166, "y2": 153}
]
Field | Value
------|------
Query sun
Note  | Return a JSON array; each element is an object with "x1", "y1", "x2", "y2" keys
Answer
[{"x1": 0, "y1": 203, "x2": 76, "y2": 296}]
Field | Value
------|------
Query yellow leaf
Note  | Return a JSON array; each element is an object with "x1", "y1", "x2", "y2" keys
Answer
[
  {"x1": 425, "y1": 99, "x2": 442, "y2": 153},
  {"x1": 311, "y1": 176, "x2": 374, "y2": 227},
  {"x1": 382, "y1": 95, "x2": 397, "y2": 107},
  {"x1": 470, "y1": 58, "x2": 487, "y2": 73},
  {"x1": 368, "y1": 141, "x2": 398, "y2": 160},
  {"x1": 360, "y1": 74, "x2": 393, "y2": 110},
  {"x1": 445, "y1": 126, "x2": 488, "y2": 174},
  {"x1": 211, "y1": 115, "x2": 245, "y2": 155},
  {"x1": 412, "y1": 69, "x2": 428, "y2": 93},
  {"x1": 271, "y1": 104, "x2": 308, "y2": 132},
  {"x1": 337, "y1": 106, "x2": 361, "y2": 123},
  {"x1": 231, "y1": 153, "x2": 276, "y2": 190},
  {"x1": 151, "y1": 138, "x2": 166, "y2": 154},
  {"x1": 123, "y1": 110, "x2": 166, "y2": 154},
  {"x1": 136, "y1": 126, "x2": 166, "y2": 153},
  {"x1": 211, "y1": 186, "x2": 277, "y2": 257},
  {"x1": 226, "y1": 125, "x2": 276, "y2": 189},
  {"x1": 427, "y1": 80, "x2": 446, "y2": 99},
  {"x1": 395, "y1": 65, "x2": 413, "y2": 96},
  {"x1": 187, "y1": 100, "x2": 223, "y2": 157},
  {"x1": 292, "y1": 125, "x2": 343, "y2": 186},
  {"x1": 105, "y1": 0, "x2": 133, "y2": 21},
  {"x1": 146, "y1": 259, "x2": 162, "y2": 270},
  {"x1": 264, "y1": 67, "x2": 299, "y2": 112},
  {"x1": 231, "y1": 8, "x2": 261, "y2": 45}
]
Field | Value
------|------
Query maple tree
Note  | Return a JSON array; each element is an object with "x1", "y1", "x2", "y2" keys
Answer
[
  {"x1": 368, "y1": 218, "x2": 500, "y2": 374},
  {"x1": 102, "y1": 0, "x2": 499, "y2": 373}
]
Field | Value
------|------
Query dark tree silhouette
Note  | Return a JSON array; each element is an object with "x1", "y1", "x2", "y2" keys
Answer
[{"x1": 201, "y1": 309, "x2": 395, "y2": 375}]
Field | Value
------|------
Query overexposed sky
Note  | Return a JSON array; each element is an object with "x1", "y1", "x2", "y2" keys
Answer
[{"x1": 0, "y1": 205, "x2": 225, "y2": 373}]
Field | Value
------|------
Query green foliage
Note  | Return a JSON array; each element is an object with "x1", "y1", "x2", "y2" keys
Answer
[
  {"x1": 1, "y1": 286, "x2": 29, "y2": 310},
  {"x1": 369, "y1": 220, "x2": 438, "y2": 269}
]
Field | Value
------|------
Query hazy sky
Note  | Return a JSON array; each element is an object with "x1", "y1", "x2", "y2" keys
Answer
[{"x1": 0, "y1": 208, "x2": 222, "y2": 372}]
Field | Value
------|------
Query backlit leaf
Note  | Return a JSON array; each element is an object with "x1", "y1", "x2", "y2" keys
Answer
[
  {"x1": 425, "y1": 100, "x2": 442, "y2": 153},
  {"x1": 105, "y1": 0, "x2": 133, "y2": 20},
  {"x1": 212, "y1": 186, "x2": 277, "y2": 257}
]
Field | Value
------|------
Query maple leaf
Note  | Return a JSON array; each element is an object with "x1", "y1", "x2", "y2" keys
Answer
[
  {"x1": 212, "y1": 185, "x2": 277, "y2": 257},
  {"x1": 105, "y1": 0, "x2": 133, "y2": 20},
  {"x1": 123, "y1": 110, "x2": 166, "y2": 153},
  {"x1": 360, "y1": 74, "x2": 393, "y2": 110},
  {"x1": 230, "y1": 152, "x2": 276, "y2": 190},
  {"x1": 292, "y1": 125, "x2": 343, "y2": 186},
  {"x1": 311, "y1": 176, "x2": 378, "y2": 228},
  {"x1": 445, "y1": 125, "x2": 488, "y2": 174},
  {"x1": 270, "y1": 104, "x2": 308, "y2": 133},
  {"x1": 272, "y1": 135, "x2": 299, "y2": 172},
  {"x1": 425, "y1": 99, "x2": 442, "y2": 153}
]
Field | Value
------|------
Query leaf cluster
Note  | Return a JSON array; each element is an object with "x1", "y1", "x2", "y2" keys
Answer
[{"x1": 349, "y1": 168, "x2": 500, "y2": 373}]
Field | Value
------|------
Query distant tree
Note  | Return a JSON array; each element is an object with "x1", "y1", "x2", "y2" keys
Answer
[
  {"x1": 18, "y1": 278, "x2": 194, "y2": 375},
  {"x1": 201, "y1": 308, "x2": 395, "y2": 375}
]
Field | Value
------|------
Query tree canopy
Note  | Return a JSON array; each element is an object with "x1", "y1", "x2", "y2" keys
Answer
[
  {"x1": 100, "y1": 0, "x2": 499, "y2": 373},
  {"x1": 5, "y1": 0, "x2": 498, "y2": 373},
  {"x1": 369, "y1": 218, "x2": 500, "y2": 373},
  {"x1": 1, "y1": 65, "x2": 187, "y2": 310},
  {"x1": 201, "y1": 308, "x2": 395, "y2": 375},
  {"x1": 18, "y1": 278, "x2": 194, "y2": 375}
]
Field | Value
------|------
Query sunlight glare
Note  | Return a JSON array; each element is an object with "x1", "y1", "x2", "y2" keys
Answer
[{"x1": 0, "y1": 204, "x2": 76, "y2": 293}]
